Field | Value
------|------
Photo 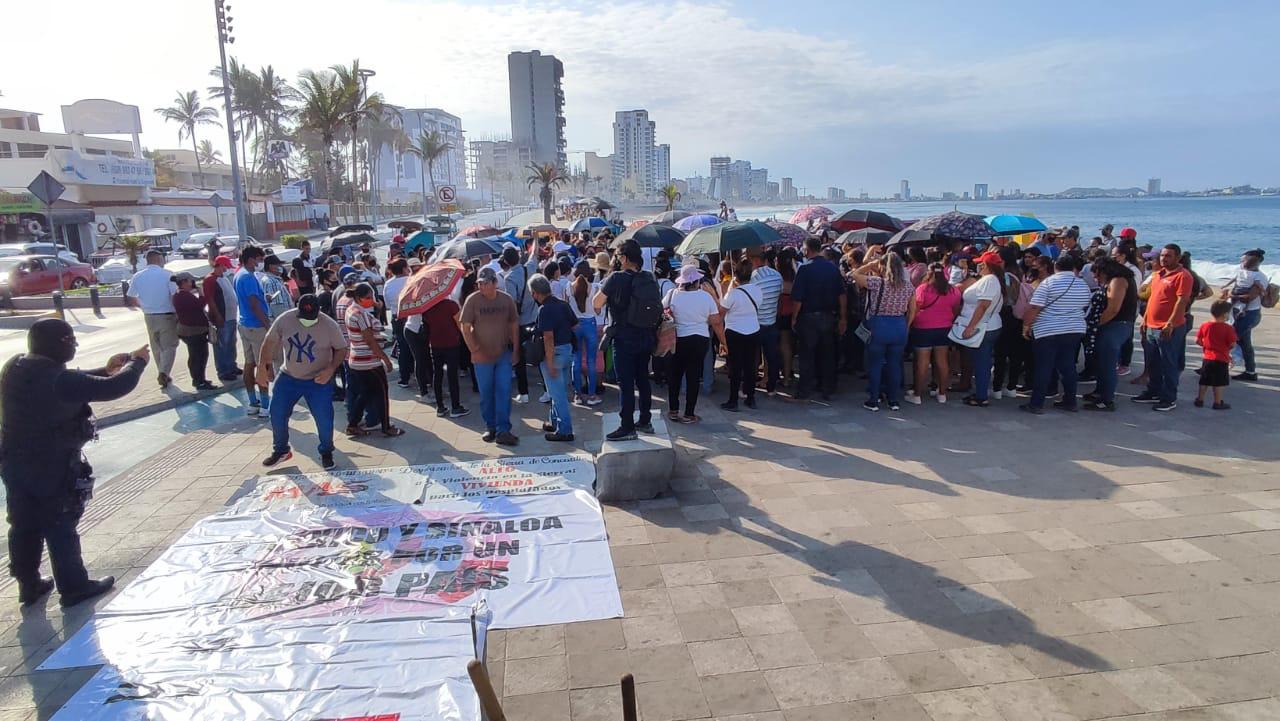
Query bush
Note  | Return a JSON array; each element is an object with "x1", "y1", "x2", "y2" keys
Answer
[{"x1": 280, "y1": 234, "x2": 308, "y2": 249}]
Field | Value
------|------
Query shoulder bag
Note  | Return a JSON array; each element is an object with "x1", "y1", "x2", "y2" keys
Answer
[{"x1": 854, "y1": 279, "x2": 885, "y2": 343}]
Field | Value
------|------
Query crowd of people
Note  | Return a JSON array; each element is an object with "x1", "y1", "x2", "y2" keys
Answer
[{"x1": 118, "y1": 218, "x2": 1272, "y2": 469}]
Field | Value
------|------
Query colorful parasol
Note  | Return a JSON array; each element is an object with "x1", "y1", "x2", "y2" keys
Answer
[
  {"x1": 763, "y1": 220, "x2": 810, "y2": 247},
  {"x1": 789, "y1": 206, "x2": 834, "y2": 225},
  {"x1": 909, "y1": 211, "x2": 993, "y2": 241},
  {"x1": 397, "y1": 259, "x2": 466, "y2": 317}
]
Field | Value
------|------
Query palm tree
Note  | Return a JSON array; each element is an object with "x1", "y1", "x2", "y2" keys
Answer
[
  {"x1": 207, "y1": 59, "x2": 256, "y2": 190},
  {"x1": 484, "y1": 167, "x2": 499, "y2": 210},
  {"x1": 592, "y1": 175, "x2": 604, "y2": 195},
  {"x1": 295, "y1": 69, "x2": 347, "y2": 207},
  {"x1": 364, "y1": 108, "x2": 404, "y2": 213},
  {"x1": 526, "y1": 162, "x2": 568, "y2": 223},
  {"x1": 661, "y1": 182, "x2": 682, "y2": 212},
  {"x1": 119, "y1": 234, "x2": 148, "y2": 273},
  {"x1": 332, "y1": 60, "x2": 385, "y2": 220},
  {"x1": 407, "y1": 131, "x2": 452, "y2": 219},
  {"x1": 197, "y1": 139, "x2": 223, "y2": 166},
  {"x1": 155, "y1": 90, "x2": 220, "y2": 189},
  {"x1": 144, "y1": 149, "x2": 179, "y2": 187}
]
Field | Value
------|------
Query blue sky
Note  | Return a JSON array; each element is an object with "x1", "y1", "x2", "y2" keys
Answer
[{"x1": 6, "y1": 0, "x2": 1278, "y2": 195}]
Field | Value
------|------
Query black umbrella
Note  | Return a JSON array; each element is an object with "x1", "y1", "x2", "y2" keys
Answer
[
  {"x1": 320, "y1": 230, "x2": 377, "y2": 255},
  {"x1": 885, "y1": 229, "x2": 938, "y2": 248},
  {"x1": 588, "y1": 196, "x2": 615, "y2": 210},
  {"x1": 676, "y1": 221, "x2": 782, "y2": 256},
  {"x1": 836, "y1": 229, "x2": 895, "y2": 247},
  {"x1": 612, "y1": 223, "x2": 686, "y2": 249},
  {"x1": 651, "y1": 210, "x2": 693, "y2": 225},
  {"x1": 434, "y1": 236, "x2": 506, "y2": 261},
  {"x1": 829, "y1": 209, "x2": 905, "y2": 233}
]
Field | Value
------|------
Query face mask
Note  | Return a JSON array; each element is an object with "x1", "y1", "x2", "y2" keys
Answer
[
  {"x1": 298, "y1": 317, "x2": 319, "y2": 328},
  {"x1": 358, "y1": 297, "x2": 376, "y2": 309},
  {"x1": 29, "y1": 318, "x2": 77, "y2": 364}
]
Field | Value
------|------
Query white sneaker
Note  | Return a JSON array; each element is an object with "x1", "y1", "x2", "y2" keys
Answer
[
  {"x1": 904, "y1": 393, "x2": 923, "y2": 405},
  {"x1": 990, "y1": 390, "x2": 1002, "y2": 400},
  {"x1": 514, "y1": 394, "x2": 530, "y2": 404},
  {"x1": 246, "y1": 404, "x2": 261, "y2": 417},
  {"x1": 538, "y1": 391, "x2": 552, "y2": 403},
  {"x1": 937, "y1": 394, "x2": 947, "y2": 404}
]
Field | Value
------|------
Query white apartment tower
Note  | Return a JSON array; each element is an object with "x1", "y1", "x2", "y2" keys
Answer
[
  {"x1": 654, "y1": 143, "x2": 671, "y2": 189},
  {"x1": 612, "y1": 109, "x2": 657, "y2": 196},
  {"x1": 508, "y1": 50, "x2": 567, "y2": 169}
]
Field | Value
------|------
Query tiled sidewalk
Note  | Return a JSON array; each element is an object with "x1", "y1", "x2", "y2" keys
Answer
[{"x1": 4, "y1": 316, "x2": 1280, "y2": 720}]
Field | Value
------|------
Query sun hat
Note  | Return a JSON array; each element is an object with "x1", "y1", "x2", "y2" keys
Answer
[
  {"x1": 593, "y1": 251, "x2": 612, "y2": 272},
  {"x1": 676, "y1": 265, "x2": 704, "y2": 285}
]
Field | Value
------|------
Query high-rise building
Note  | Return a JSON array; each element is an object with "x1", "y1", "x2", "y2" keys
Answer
[
  {"x1": 709, "y1": 156, "x2": 731, "y2": 199},
  {"x1": 1147, "y1": 178, "x2": 1162, "y2": 196},
  {"x1": 748, "y1": 168, "x2": 769, "y2": 200},
  {"x1": 766, "y1": 181, "x2": 780, "y2": 201},
  {"x1": 469, "y1": 138, "x2": 533, "y2": 205},
  {"x1": 728, "y1": 159, "x2": 752, "y2": 200},
  {"x1": 900, "y1": 179, "x2": 911, "y2": 200},
  {"x1": 974, "y1": 183, "x2": 988, "y2": 200},
  {"x1": 376, "y1": 107, "x2": 466, "y2": 202},
  {"x1": 826, "y1": 187, "x2": 846, "y2": 201},
  {"x1": 612, "y1": 109, "x2": 656, "y2": 195},
  {"x1": 654, "y1": 143, "x2": 671, "y2": 189},
  {"x1": 780, "y1": 177, "x2": 796, "y2": 202},
  {"x1": 508, "y1": 50, "x2": 566, "y2": 169},
  {"x1": 583, "y1": 151, "x2": 613, "y2": 195}
]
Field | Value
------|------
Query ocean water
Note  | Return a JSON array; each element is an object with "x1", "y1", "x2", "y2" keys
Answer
[{"x1": 728, "y1": 196, "x2": 1280, "y2": 282}]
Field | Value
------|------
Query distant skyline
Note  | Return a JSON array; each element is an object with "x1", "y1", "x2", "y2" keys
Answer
[{"x1": 5, "y1": 0, "x2": 1278, "y2": 195}]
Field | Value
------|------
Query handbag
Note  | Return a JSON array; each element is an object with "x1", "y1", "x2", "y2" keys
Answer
[
  {"x1": 522, "y1": 331, "x2": 545, "y2": 366},
  {"x1": 854, "y1": 278, "x2": 885, "y2": 343}
]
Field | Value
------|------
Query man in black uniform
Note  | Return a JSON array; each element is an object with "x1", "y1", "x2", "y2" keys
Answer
[{"x1": 0, "y1": 319, "x2": 149, "y2": 607}]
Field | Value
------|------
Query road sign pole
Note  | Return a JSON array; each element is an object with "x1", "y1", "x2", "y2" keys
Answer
[{"x1": 214, "y1": 0, "x2": 248, "y2": 242}]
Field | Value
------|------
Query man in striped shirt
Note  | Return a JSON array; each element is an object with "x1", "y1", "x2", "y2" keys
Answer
[{"x1": 749, "y1": 248, "x2": 784, "y2": 394}]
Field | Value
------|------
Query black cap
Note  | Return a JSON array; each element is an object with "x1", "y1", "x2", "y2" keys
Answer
[{"x1": 297, "y1": 293, "x2": 321, "y2": 321}]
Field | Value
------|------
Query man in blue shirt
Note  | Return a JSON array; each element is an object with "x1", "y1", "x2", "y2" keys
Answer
[
  {"x1": 531, "y1": 274, "x2": 577, "y2": 442},
  {"x1": 790, "y1": 237, "x2": 847, "y2": 401},
  {"x1": 1029, "y1": 231, "x2": 1061, "y2": 261},
  {"x1": 234, "y1": 246, "x2": 272, "y2": 417}
]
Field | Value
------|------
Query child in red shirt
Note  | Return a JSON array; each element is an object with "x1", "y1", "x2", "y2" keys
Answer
[{"x1": 1195, "y1": 300, "x2": 1238, "y2": 410}]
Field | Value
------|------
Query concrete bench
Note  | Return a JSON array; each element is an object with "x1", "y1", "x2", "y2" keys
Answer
[{"x1": 595, "y1": 414, "x2": 674, "y2": 502}]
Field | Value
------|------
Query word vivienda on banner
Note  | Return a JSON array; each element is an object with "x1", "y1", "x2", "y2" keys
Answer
[{"x1": 43, "y1": 454, "x2": 619, "y2": 721}]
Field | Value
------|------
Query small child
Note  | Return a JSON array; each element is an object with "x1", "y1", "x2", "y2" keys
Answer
[{"x1": 1195, "y1": 300, "x2": 1238, "y2": 410}]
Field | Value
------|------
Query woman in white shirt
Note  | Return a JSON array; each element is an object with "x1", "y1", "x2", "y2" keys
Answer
[
  {"x1": 952, "y1": 251, "x2": 1007, "y2": 407},
  {"x1": 564, "y1": 260, "x2": 603, "y2": 405},
  {"x1": 1222, "y1": 248, "x2": 1268, "y2": 380},
  {"x1": 663, "y1": 265, "x2": 726, "y2": 423},
  {"x1": 719, "y1": 260, "x2": 763, "y2": 411}
]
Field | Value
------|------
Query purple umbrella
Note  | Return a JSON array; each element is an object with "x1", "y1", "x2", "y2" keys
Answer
[
  {"x1": 909, "y1": 211, "x2": 992, "y2": 242},
  {"x1": 673, "y1": 214, "x2": 723, "y2": 232}
]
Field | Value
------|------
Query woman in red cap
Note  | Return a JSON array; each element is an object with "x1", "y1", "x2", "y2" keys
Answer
[{"x1": 951, "y1": 251, "x2": 1007, "y2": 406}]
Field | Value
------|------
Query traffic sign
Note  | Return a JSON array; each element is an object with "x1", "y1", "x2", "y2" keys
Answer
[
  {"x1": 436, "y1": 185, "x2": 456, "y2": 204},
  {"x1": 27, "y1": 171, "x2": 65, "y2": 206}
]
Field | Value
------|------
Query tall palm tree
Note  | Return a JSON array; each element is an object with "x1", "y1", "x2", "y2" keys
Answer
[
  {"x1": 295, "y1": 69, "x2": 346, "y2": 206},
  {"x1": 592, "y1": 175, "x2": 604, "y2": 195},
  {"x1": 661, "y1": 182, "x2": 682, "y2": 212},
  {"x1": 407, "y1": 131, "x2": 451, "y2": 218},
  {"x1": 155, "y1": 90, "x2": 220, "y2": 189},
  {"x1": 484, "y1": 167, "x2": 499, "y2": 210},
  {"x1": 364, "y1": 108, "x2": 404, "y2": 213},
  {"x1": 526, "y1": 162, "x2": 568, "y2": 223},
  {"x1": 207, "y1": 59, "x2": 256, "y2": 190},
  {"x1": 332, "y1": 60, "x2": 385, "y2": 220},
  {"x1": 144, "y1": 149, "x2": 179, "y2": 187},
  {"x1": 197, "y1": 139, "x2": 223, "y2": 166}
]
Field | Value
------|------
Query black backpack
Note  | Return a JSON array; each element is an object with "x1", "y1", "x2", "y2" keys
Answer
[{"x1": 625, "y1": 271, "x2": 663, "y2": 330}]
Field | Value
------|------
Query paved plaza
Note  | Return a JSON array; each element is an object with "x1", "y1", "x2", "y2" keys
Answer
[{"x1": 2, "y1": 310, "x2": 1280, "y2": 720}]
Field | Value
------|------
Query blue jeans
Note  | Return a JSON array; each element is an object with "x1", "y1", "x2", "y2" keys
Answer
[
  {"x1": 1144, "y1": 324, "x2": 1189, "y2": 403},
  {"x1": 541, "y1": 344, "x2": 574, "y2": 435},
  {"x1": 758, "y1": 323, "x2": 782, "y2": 392},
  {"x1": 1234, "y1": 308, "x2": 1261, "y2": 373},
  {"x1": 271, "y1": 372, "x2": 335, "y2": 456},
  {"x1": 702, "y1": 339, "x2": 715, "y2": 394},
  {"x1": 966, "y1": 329, "x2": 998, "y2": 402},
  {"x1": 474, "y1": 350, "x2": 514, "y2": 434},
  {"x1": 1030, "y1": 333, "x2": 1083, "y2": 408},
  {"x1": 213, "y1": 319, "x2": 238, "y2": 377},
  {"x1": 864, "y1": 315, "x2": 907, "y2": 403},
  {"x1": 1094, "y1": 321, "x2": 1133, "y2": 402},
  {"x1": 572, "y1": 318, "x2": 599, "y2": 395}
]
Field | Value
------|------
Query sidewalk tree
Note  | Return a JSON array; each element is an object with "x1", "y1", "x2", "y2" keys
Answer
[
  {"x1": 662, "y1": 182, "x2": 681, "y2": 212},
  {"x1": 332, "y1": 60, "x2": 384, "y2": 221},
  {"x1": 296, "y1": 69, "x2": 346, "y2": 211},
  {"x1": 526, "y1": 162, "x2": 568, "y2": 223},
  {"x1": 407, "y1": 131, "x2": 451, "y2": 217},
  {"x1": 155, "y1": 90, "x2": 220, "y2": 189},
  {"x1": 197, "y1": 139, "x2": 223, "y2": 166},
  {"x1": 120, "y1": 234, "x2": 147, "y2": 273}
]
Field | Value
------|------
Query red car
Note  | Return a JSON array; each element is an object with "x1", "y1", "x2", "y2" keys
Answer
[{"x1": 0, "y1": 254, "x2": 96, "y2": 297}]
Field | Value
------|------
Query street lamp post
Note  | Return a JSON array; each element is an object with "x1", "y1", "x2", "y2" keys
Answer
[
  {"x1": 357, "y1": 68, "x2": 376, "y2": 227},
  {"x1": 213, "y1": 0, "x2": 248, "y2": 241}
]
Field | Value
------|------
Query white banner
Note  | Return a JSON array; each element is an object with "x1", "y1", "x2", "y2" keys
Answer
[
  {"x1": 51, "y1": 149, "x2": 155, "y2": 187},
  {"x1": 43, "y1": 455, "x2": 619, "y2": 721}
]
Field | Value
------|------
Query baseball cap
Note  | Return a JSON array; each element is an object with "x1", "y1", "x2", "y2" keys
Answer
[
  {"x1": 213, "y1": 255, "x2": 233, "y2": 270},
  {"x1": 1119, "y1": 227, "x2": 1137, "y2": 239},
  {"x1": 477, "y1": 267, "x2": 500, "y2": 284},
  {"x1": 977, "y1": 251, "x2": 1004, "y2": 267},
  {"x1": 341, "y1": 271, "x2": 360, "y2": 285},
  {"x1": 296, "y1": 293, "x2": 321, "y2": 326}
]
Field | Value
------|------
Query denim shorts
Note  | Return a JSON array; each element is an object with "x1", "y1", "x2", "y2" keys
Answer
[{"x1": 909, "y1": 326, "x2": 952, "y2": 349}]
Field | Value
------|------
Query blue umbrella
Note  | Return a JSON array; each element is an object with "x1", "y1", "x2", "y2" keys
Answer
[
  {"x1": 673, "y1": 214, "x2": 723, "y2": 232},
  {"x1": 984, "y1": 214, "x2": 1047, "y2": 235},
  {"x1": 570, "y1": 217, "x2": 611, "y2": 233}
]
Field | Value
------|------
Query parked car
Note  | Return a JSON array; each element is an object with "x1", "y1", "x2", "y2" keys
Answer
[
  {"x1": 178, "y1": 231, "x2": 220, "y2": 259},
  {"x1": 0, "y1": 255, "x2": 96, "y2": 297},
  {"x1": 94, "y1": 257, "x2": 134, "y2": 284},
  {"x1": 202, "y1": 234, "x2": 258, "y2": 258},
  {"x1": 0, "y1": 242, "x2": 79, "y2": 264}
]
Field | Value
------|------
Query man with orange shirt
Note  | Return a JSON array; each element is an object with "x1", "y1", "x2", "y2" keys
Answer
[{"x1": 1133, "y1": 244, "x2": 1193, "y2": 411}]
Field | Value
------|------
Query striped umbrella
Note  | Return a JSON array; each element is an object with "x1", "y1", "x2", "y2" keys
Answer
[
  {"x1": 673, "y1": 214, "x2": 723, "y2": 232},
  {"x1": 397, "y1": 259, "x2": 466, "y2": 317},
  {"x1": 789, "y1": 205, "x2": 834, "y2": 225}
]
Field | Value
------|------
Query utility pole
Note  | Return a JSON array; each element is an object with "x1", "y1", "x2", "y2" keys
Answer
[
  {"x1": 358, "y1": 68, "x2": 376, "y2": 226},
  {"x1": 213, "y1": 0, "x2": 248, "y2": 241}
]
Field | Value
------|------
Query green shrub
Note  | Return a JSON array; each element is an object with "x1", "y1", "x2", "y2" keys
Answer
[{"x1": 279, "y1": 234, "x2": 307, "y2": 249}]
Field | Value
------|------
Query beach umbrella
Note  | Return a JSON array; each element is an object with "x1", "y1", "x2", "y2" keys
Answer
[
  {"x1": 984, "y1": 214, "x2": 1047, "y2": 236},
  {"x1": 570, "y1": 217, "x2": 612, "y2": 233},
  {"x1": 458, "y1": 224, "x2": 499, "y2": 238},
  {"x1": 652, "y1": 210, "x2": 693, "y2": 225},
  {"x1": 434, "y1": 236, "x2": 506, "y2": 261},
  {"x1": 388, "y1": 219, "x2": 423, "y2": 232},
  {"x1": 403, "y1": 230, "x2": 437, "y2": 253},
  {"x1": 829, "y1": 209, "x2": 905, "y2": 233},
  {"x1": 789, "y1": 205, "x2": 834, "y2": 225},
  {"x1": 612, "y1": 223, "x2": 685, "y2": 250},
  {"x1": 626, "y1": 219, "x2": 651, "y2": 230},
  {"x1": 885, "y1": 228, "x2": 938, "y2": 248},
  {"x1": 837, "y1": 228, "x2": 895, "y2": 247},
  {"x1": 763, "y1": 220, "x2": 810, "y2": 247},
  {"x1": 909, "y1": 211, "x2": 992, "y2": 242},
  {"x1": 397, "y1": 259, "x2": 466, "y2": 318},
  {"x1": 521, "y1": 223, "x2": 559, "y2": 236},
  {"x1": 677, "y1": 221, "x2": 782, "y2": 256},
  {"x1": 673, "y1": 214, "x2": 723, "y2": 232},
  {"x1": 587, "y1": 196, "x2": 615, "y2": 210}
]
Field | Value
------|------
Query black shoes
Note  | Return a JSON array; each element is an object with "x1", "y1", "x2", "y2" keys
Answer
[
  {"x1": 1082, "y1": 401, "x2": 1115, "y2": 412},
  {"x1": 606, "y1": 426, "x2": 638, "y2": 441},
  {"x1": 59, "y1": 577, "x2": 115, "y2": 607},
  {"x1": 195, "y1": 381, "x2": 217, "y2": 390},
  {"x1": 542, "y1": 422, "x2": 557, "y2": 432},
  {"x1": 482, "y1": 430, "x2": 497, "y2": 443},
  {"x1": 1052, "y1": 400, "x2": 1078, "y2": 412},
  {"x1": 262, "y1": 450, "x2": 293, "y2": 467},
  {"x1": 495, "y1": 432, "x2": 519, "y2": 446},
  {"x1": 720, "y1": 402, "x2": 739, "y2": 412},
  {"x1": 1233, "y1": 372, "x2": 1258, "y2": 382},
  {"x1": 18, "y1": 577, "x2": 54, "y2": 607},
  {"x1": 321, "y1": 453, "x2": 336, "y2": 470},
  {"x1": 636, "y1": 421, "x2": 654, "y2": 434},
  {"x1": 545, "y1": 432, "x2": 575, "y2": 442},
  {"x1": 1132, "y1": 392, "x2": 1159, "y2": 403},
  {"x1": 449, "y1": 407, "x2": 471, "y2": 418},
  {"x1": 1019, "y1": 404, "x2": 1045, "y2": 415},
  {"x1": 1153, "y1": 401, "x2": 1177, "y2": 412}
]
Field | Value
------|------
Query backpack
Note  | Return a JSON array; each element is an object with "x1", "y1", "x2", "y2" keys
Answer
[
  {"x1": 1011, "y1": 279, "x2": 1034, "y2": 320},
  {"x1": 625, "y1": 271, "x2": 663, "y2": 330}
]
